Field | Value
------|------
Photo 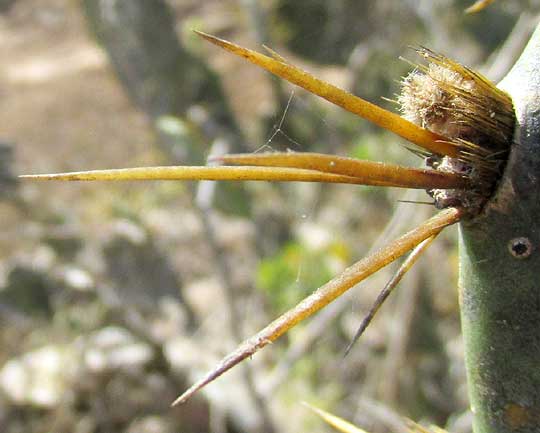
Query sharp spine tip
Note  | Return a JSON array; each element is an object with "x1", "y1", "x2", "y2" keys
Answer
[
  {"x1": 194, "y1": 30, "x2": 224, "y2": 45},
  {"x1": 171, "y1": 395, "x2": 187, "y2": 407},
  {"x1": 19, "y1": 174, "x2": 48, "y2": 179}
]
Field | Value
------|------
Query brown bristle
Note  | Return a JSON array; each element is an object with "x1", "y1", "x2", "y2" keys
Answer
[{"x1": 398, "y1": 48, "x2": 515, "y2": 214}]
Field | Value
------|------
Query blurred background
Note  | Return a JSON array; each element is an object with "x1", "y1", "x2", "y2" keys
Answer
[{"x1": 1, "y1": 1, "x2": 539, "y2": 432}]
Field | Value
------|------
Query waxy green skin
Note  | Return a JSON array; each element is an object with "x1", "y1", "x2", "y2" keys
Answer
[{"x1": 459, "y1": 23, "x2": 540, "y2": 433}]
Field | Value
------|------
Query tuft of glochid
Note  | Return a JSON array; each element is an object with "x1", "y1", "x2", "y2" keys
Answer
[{"x1": 399, "y1": 48, "x2": 515, "y2": 214}]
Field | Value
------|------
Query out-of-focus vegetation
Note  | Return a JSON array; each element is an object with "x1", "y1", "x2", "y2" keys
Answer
[{"x1": 1, "y1": 1, "x2": 538, "y2": 433}]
